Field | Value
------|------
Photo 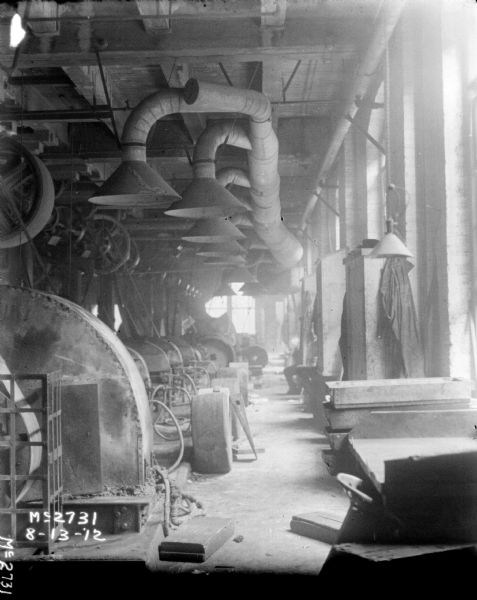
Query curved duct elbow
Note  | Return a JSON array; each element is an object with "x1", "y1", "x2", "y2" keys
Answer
[
  {"x1": 217, "y1": 167, "x2": 251, "y2": 189},
  {"x1": 94, "y1": 79, "x2": 302, "y2": 267},
  {"x1": 176, "y1": 100, "x2": 303, "y2": 268}
]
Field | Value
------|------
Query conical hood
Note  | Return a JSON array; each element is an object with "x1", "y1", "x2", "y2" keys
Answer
[
  {"x1": 242, "y1": 231, "x2": 268, "y2": 250},
  {"x1": 214, "y1": 281, "x2": 236, "y2": 296},
  {"x1": 89, "y1": 160, "x2": 180, "y2": 208},
  {"x1": 224, "y1": 266, "x2": 258, "y2": 283},
  {"x1": 369, "y1": 220, "x2": 414, "y2": 258},
  {"x1": 197, "y1": 241, "x2": 246, "y2": 257},
  {"x1": 203, "y1": 255, "x2": 246, "y2": 266},
  {"x1": 182, "y1": 217, "x2": 246, "y2": 243},
  {"x1": 239, "y1": 282, "x2": 269, "y2": 296},
  {"x1": 164, "y1": 177, "x2": 250, "y2": 219}
]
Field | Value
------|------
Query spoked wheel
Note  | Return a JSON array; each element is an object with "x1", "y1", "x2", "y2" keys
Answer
[
  {"x1": 151, "y1": 385, "x2": 192, "y2": 441},
  {"x1": 87, "y1": 213, "x2": 131, "y2": 275},
  {"x1": 0, "y1": 136, "x2": 55, "y2": 248}
]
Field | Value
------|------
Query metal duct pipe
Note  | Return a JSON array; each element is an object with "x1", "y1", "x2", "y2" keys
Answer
[
  {"x1": 184, "y1": 114, "x2": 303, "y2": 267},
  {"x1": 217, "y1": 167, "x2": 253, "y2": 229},
  {"x1": 193, "y1": 123, "x2": 251, "y2": 179},
  {"x1": 298, "y1": 0, "x2": 406, "y2": 231},
  {"x1": 217, "y1": 167, "x2": 252, "y2": 189},
  {"x1": 120, "y1": 80, "x2": 303, "y2": 268}
]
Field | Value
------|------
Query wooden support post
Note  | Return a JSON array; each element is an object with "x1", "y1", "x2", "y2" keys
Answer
[{"x1": 98, "y1": 274, "x2": 115, "y2": 330}]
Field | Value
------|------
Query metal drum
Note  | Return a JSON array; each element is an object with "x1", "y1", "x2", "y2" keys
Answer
[{"x1": 199, "y1": 337, "x2": 236, "y2": 370}]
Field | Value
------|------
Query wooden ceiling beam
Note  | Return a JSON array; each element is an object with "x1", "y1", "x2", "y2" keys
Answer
[
  {"x1": 1, "y1": 14, "x2": 363, "y2": 69},
  {"x1": 62, "y1": 65, "x2": 128, "y2": 137},
  {"x1": 135, "y1": 0, "x2": 170, "y2": 34}
]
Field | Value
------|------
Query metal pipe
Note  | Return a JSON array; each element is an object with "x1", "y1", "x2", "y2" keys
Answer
[
  {"x1": 299, "y1": 0, "x2": 406, "y2": 231},
  {"x1": 216, "y1": 167, "x2": 251, "y2": 188},
  {"x1": 216, "y1": 168, "x2": 253, "y2": 227},
  {"x1": 120, "y1": 81, "x2": 303, "y2": 268},
  {"x1": 192, "y1": 122, "x2": 251, "y2": 179}
]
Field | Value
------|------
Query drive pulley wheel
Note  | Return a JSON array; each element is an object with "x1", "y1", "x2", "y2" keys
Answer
[
  {"x1": 191, "y1": 390, "x2": 232, "y2": 474},
  {"x1": 0, "y1": 136, "x2": 55, "y2": 248}
]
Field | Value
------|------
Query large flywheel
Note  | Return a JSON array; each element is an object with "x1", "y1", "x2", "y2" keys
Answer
[{"x1": 0, "y1": 136, "x2": 55, "y2": 248}]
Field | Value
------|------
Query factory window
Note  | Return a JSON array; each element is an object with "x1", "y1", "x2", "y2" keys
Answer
[
  {"x1": 205, "y1": 295, "x2": 228, "y2": 318},
  {"x1": 231, "y1": 294, "x2": 255, "y2": 334},
  {"x1": 206, "y1": 290, "x2": 256, "y2": 334}
]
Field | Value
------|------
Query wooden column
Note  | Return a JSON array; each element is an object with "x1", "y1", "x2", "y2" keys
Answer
[{"x1": 98, "y1": 274, "x2": 115, "y2": 330}]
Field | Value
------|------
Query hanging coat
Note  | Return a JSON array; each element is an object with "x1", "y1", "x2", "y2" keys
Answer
[{"x1": 377, "y1": 257, "x2": 424, "y2": 378}]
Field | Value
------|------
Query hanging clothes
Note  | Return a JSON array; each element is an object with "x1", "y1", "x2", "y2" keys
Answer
[{"x1": 377, "y1": 257, "x2": 424, "y2": 378}]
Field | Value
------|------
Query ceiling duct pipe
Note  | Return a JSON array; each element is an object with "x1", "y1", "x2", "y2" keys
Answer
[
  {"x1": 216, "y1": 167, "x2": 252, "y2": 189},
  {"x1": 216, "y1": 167, "x2": 254, "y2": 229},
  {"x1": 298, "y1": 0, "x2": 406, "y2": 231},
  {"x1": 165, "y1": 123, "x2": 252, "y2": 218},
  {"x1": 175, "y1": 114, "x2": 303, "y2": 267},
  {"x1": 92, "y1": 79, "x2": 303, "y2": 268}
]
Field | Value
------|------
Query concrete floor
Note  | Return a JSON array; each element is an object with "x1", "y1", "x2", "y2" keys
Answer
[
  {"x1": 14, "y1": 369, "x2": 350, "y2": 586},
  {"x1": 155, "y1": 371, "x2": 349, "y2": 576}
]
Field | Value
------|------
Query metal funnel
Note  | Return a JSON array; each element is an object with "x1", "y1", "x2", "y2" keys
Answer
[
  {"x1": 182, "y1": 217, "x2": 246, "y2": 243},
  {"x1": 196, "y1": 241, "x2": 246, "y2": 257},
  {"x1": 203, "y1": 255, "x2": 246, "y2": 266},
  {"x1": 369, "y1": 219, "x2": 414, "y2": 258},
  {"x1": 89, "y1": 160, "x2": 180, "y2": 208},
  {"x1": 223, "y1": 266, "x2": 258, "y2": 283},
  {"x1": 214, "y1": 282, "x2": 236, "y2": 296},
  {"x1": 164, "y1": 177, "x2": 250, "y2": 219}
]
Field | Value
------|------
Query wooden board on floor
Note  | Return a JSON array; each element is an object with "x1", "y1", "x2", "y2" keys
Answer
[
  {"x1": 159, "y1": 517, "x2": 234, "y2": 563},
  {"x1": 333, "y1": 542, "x2": 477, "y2": 562},
  {"x1": 290, "y1": 511, "x2": 345, "y2": 545}
]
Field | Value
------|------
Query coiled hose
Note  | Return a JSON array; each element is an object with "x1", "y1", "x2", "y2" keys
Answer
[{"x1": 151, "y1": 399, "x2": 185, "y2": 537}]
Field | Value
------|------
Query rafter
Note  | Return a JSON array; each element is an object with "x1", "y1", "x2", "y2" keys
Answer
[
  {"x1": 160, "y1": 59, "x2": 206, "y2": 143},
  {"x1": 62, "y1": 65, "x2": 128, "y2": 137}
]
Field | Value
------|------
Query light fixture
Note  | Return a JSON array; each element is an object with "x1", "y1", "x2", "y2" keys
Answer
[
  {"x1": 214, "y1": 281, "x2": 236, "y2": 296},
  {"x1": 223, "y1": 266, "x2": 258, "y2": 284},
  {"x1": 89, "y1": 161, "x2": 180, "y2": 208},
  {"x1": 369, "y1": 218, "x2": 413, "y2": 259},
  {"x1": 242, "y1": 231, "x2": 268, "y2": 250},
  {"x1": 197, "y1": 241, "x2": 246, "y2": 257},
  {"x1": 181, "y1": 217, "x2": 246, "y2": 243},
  {"x1": 10, "y1": 12, "x2": 26, "y2": 48},
  {"x1": 239, "y1": 281, "x2": 269, "y2": 296},
  {"x1": 203, "y1": 255, "x2": 246, "y2": 266},
  {"x1": 164, "y1": 178, "x2": 250, "y2": 219}
]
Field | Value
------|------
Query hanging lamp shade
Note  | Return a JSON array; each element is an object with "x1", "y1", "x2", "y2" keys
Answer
[
  {"x1": 214, "y1": 281, "x2": 236, "y2": 296},
  {"x1": 164, "y1": 178, "x2": 250, "y2": 219},
  {"x1": 197, "y1": 241, "x2": 246, "y2": 257},
  {"x1": 224, "y1": 266, "x2": 258, "y2": 283},
  {"x1": 369, "y1": 219, "x2": 414, "y2": 258},
  {"x1": 239, "y1": 282, "x2": 269, "y2": 296},
  {"x1": 203, "y1": 255, "x2": 246, "y2": 266},
  {"x1": 89, "y1": 161, "x2": 180, "y2": 208},
  {"x1": 182, "y1": 217, "x2": 246, "y2": 243},
  {"x1": 242, "y1": 231, "x2": 268, "y2": 250}
]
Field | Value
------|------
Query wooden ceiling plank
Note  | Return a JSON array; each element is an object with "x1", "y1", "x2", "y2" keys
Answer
[
  {"x1": 160, "y1": 59, "x2": 206, "y2": 143},
  {"x1": 62, "y1": 65, "x2": 128, "y2": 137},
  {"x1": 135, "y1": 0, "x2": 170, "y2": 34}
]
